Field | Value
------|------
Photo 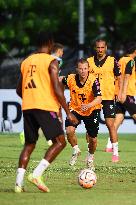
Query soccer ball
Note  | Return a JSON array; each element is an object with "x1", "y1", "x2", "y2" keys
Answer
[{"x1": 78, "y1": 169, "x2": 97, "y2": 189}]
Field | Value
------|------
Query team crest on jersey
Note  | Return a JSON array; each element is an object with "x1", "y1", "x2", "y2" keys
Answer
[{"x1": 90, "y1": 70, "x2": 94, "y2": 73}]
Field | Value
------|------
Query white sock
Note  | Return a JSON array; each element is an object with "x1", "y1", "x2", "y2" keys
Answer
[
  {"x1": 112, "y1": 142, "x2": 119, "y2": 156},
  {"x1": 33, "y1": 159, "x2": 50, "y2": 178},
  {"x1": 87, "y1": 143, "x2": 89, "y2": 151},
  {"x1": 15, "y1": 168, "x2": 26, "y2": 187},
  {"x1": 87, "y1": 153, "x2": 94, "y2": 162},
  {"x1": 73, "y1": 145, "x2": 80, "y2": 155},
  {"x1": 106, "y1": 137, "x2": 112, "y2": 148}
]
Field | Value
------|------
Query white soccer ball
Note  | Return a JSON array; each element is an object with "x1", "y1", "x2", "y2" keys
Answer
[{"x1": 78, "y1": 169, "x2": 97, "y2": 189}]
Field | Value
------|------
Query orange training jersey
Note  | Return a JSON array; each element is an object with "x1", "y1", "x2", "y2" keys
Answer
[
  {"x1": 118, "y1": 56, "x2": 136, "y2": 96},
  {"x1": 21, "y1": 53, "x2": 60, "y2": 112},
  {"x1": 87, "y1": 56, "x2": 115, "y2": 100},
  {"x1": 67, "y1": 74, "x2": 101, "y2": 116}
]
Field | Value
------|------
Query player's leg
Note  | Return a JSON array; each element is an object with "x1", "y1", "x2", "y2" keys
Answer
[
  {"x1": 87, "y1": 136, "x2": 97, "y2": 171},
  {"x1": 111, "y1": 102, "x2": 125, "y2": 161},
  {"x1": 47, "y1": 106, "x2": 63, "y2": 146},
  {"x1": 114, "y1": 113, "x2": 124, "y2": 130},
  {"x1": 105, "y1": 98, "x2": 125, "y2": 151},
  {"x1": 105, "y1": 137, "x2": 113, "y2": 152},
  {"x1": 123, "y1": 96, "x2": 136, "y2": 120},
  {"x1": 15, "y1": 110, "x2": 39, "y2": 193},
  {"x1": 66, "y1": 126, "x2": 77, "y2": 146},
  {"x1": 114, "y1": 101, "x2": 126, "y2": 130},
  {"x1": 103, "y1": 100, "x2": 119, "y2": 162},
  {"x1": 104, "y1": 101, "x2": 123, "y2": 153},
  {"x1": 105, "y1": 117, "x2": 119, "y2": 161},
  {"x1": 27, "y1": 110, "x2": 66, "y2": 192},
  {"x1": 103, "y1": 101, "x2": 112, "y2": 152},
  {"x1": 66, "y1": 126, "x2": 81, "y2": 166},
  {"x1": 84, "y1": 109, "x2": 100, "y2": 170},
  {"x1": 15, "y1": 144, "x2": 36, "y2": 193},
  {"x1": 86, "y1": 132, "x2": 89, "y2": 151},
  {"x1": 65, "y1": 111, "x2": 81, "y2": 166},
  {"x1": 103, "y1": 101, "x2": 113, "y2": 152},
  {"x1": 113, "y1": 100, "x2": 126, "y2": 158}
]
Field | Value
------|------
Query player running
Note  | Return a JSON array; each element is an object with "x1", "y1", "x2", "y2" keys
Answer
[{"x1": 15, "y1": 31, "x2": 78, "y2": 193}]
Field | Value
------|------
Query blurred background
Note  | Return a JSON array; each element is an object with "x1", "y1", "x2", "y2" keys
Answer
[{"x1": 0, "y1": 0, "x2": 136, "y2": 88}]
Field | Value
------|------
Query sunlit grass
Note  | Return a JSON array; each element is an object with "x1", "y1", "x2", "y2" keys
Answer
[{"x1": 0, "y1": 133, "x2": 136, "y2": 205}]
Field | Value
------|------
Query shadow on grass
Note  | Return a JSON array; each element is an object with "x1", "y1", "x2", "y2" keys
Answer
[{"x1": 0, "y1": 188, "x2": 14, "y2": 193}]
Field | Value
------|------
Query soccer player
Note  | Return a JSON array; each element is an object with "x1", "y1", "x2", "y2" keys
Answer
[
  {"x1": 114, "y1": 42, "x2": 136, "y2": 130},
  {"x1": 60, "y1": 58, "x2": 102, "y2": 170},
  {"x1": 46, "y1": 43, "x2": 64, "y2": 146},
  {"x1": 52, "y1": 43, "x2": 64, "y2": 120},
  {"x1": 52, "y1": 43, "x2": 64, "y2": 68},
  {"x1": 87, "y1": 39, "x2": 122, "y2": 162},
  {"x1": 15, "y1": 31, "x2": 78, "y2": 193}
]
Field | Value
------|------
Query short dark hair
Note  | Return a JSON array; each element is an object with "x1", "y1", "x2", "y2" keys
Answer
[
  {"x1": 52, "y1": 43, "x2": 63, "y2": 53},
  {"x1": 125, "y1": 42, "x2": 136, "y2": 54},
  {"x1": 36, "y1": 31, "x2": 54, "y2": 48},
  {"x1": 77, "y1": 58, "x2": 89, "y2": 67},
  {"x1": 95, "y1": 38, "x2": 107, "y2": 46}
]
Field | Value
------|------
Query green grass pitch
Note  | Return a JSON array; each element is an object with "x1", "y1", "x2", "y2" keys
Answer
[{"x1": 0, "y1": 133, "x2": 136, "y2": 205}]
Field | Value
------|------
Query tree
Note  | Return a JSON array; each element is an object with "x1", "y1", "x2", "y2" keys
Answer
[
  {"x1": 0, "y1": 0, "x2": 136, "y2": 87},
  {"x1": 85, "y1": 0, "x2": 136, "y2": 52},
  {"x1": 0, "y1": 0, "x2": 136, "y2": 58},
  {"x1": 0, "y1": 0, "x2": 78, "y2": 58}
]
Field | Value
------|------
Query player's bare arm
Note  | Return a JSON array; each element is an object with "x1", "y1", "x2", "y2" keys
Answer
[
  {"x1": 116, "y1": 75, "x2": 123, "y2": 102},
  {"x1": 81, "y1": 96, "x2": 102, "y2": 111},
  {"x1": 59, "y1": 76, "x2": 66, "y2": 91},
  {"x1": 16, "y1": 74, "x2": 22, "y2": 98},
  {"x1": 81, "y1": 77, "x2": 102, "y2": 111},
  {"x1": 120, "y1": 74, "x2": 130, "y2": 103}
]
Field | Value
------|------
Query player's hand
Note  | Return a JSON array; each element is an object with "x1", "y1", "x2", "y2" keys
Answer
[
  {"x1": 67, "y1": 112, "x2": 78, "y2": 125},
  {"x1": 116, "y1": 91, "x2": 122, "y2": 102},
  {"x1": 81, "y1": 104, "x2": 91, "y2": 111},
  {"x1": 59, "y1": 76, "x2": 64, "y2": 82}
]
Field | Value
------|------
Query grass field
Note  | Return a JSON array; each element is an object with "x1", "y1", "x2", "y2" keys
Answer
[{"x1": 0, "y1": 133, "x2": 136, "y2": 205}]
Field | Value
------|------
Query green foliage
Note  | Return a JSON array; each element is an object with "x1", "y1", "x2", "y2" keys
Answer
[
  {"x1": 0, "y1": 0, "x2": 136, "y2": 58},
  {"x1": 85, "y1": 0, "x2": 136, "y2": 46}
]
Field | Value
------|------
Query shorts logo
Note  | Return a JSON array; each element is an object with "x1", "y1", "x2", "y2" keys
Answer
[
  {"x1": 94, "y1": 118, "x2": 97, "y2": 123},
  {"x1": 110, "y1": 105, "x2": 114, "y2": 109},
  {"x1": 50, "y1": 112, "x2": 57, "y2": 119}
]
